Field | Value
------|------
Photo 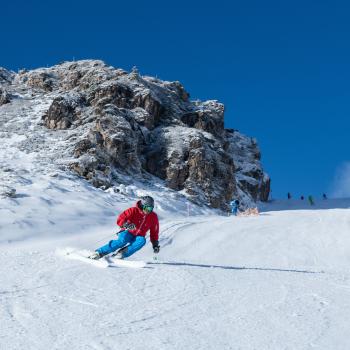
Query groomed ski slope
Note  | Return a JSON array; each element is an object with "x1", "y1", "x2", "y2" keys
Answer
[{"x1": 1, "y1": 196, "x2": 350, "y2": 350}]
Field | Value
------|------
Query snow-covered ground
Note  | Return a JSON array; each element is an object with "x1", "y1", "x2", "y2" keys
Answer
[{"x1": 1, "y1": 185, "x2": 350, "y2": 349}]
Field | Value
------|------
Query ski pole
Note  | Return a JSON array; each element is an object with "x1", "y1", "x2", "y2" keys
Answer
[
  {"x1": 67, "y1": 230, "x2": 121, "y2": 256},
  {"x1": 90, "y1": 231, "x2": 119, "y2": 247}
]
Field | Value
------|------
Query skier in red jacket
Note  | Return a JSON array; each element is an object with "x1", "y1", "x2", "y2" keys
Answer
[{"x1": 89, "y1": 196, "x2": 160, "y2": 260}]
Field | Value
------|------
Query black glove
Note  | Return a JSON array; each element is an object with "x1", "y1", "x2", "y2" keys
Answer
[
  {"x1": 122, "y1": 222, "x2": 136, "y2": 231},
  {"x1": 152, "y1": 241, "x2": 160, "y2": 253}
]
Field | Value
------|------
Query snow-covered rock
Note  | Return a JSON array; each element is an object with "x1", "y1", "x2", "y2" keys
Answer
[
  {"x1": 226, "y1": 129, "x2": 271, "y2": 202},
  {"x1": 0, "y1": 67, "x2": 14, "y2": 85},
  {"x1": 0, "y1": 87, "x2": 11, "y2": 105},
  {"x1": 0, "y1": 60, "x2": 270, "y2": 209},
  {"x1": 0, "y1": 184, "x2": 16, "y2": 198}
]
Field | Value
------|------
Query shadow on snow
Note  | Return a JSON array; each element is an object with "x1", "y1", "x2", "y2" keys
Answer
[{"x1": 148, "y1": 261, "x2": 324, "y2": 274}]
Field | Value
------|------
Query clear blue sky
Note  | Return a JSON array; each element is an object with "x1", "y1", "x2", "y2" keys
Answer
[{"x1": 2, "y1": 0, "x2": 350, "y2": 199}]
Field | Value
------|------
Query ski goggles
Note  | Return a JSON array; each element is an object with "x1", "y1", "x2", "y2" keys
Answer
[{"x1": 143, "y1": 205, "x2": 154, "y2": 213}]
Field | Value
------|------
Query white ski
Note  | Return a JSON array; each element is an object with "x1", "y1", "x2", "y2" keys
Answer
[
  {"x1": 66, "y1": 251, "x2": 109, "y2": 268},
  {"x1": 63, "y1": 248, "x2": 146, "y2": 269},
  {"x1": 105, "y1": 255, "x2": 146, "y2": 268}
]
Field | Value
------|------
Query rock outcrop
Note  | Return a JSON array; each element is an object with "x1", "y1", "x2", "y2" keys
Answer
[
  {"x1": 0, "y1": 68, "x2": 14, "y2": 85},
  {"x1": 225, "y1": 130, "x2": 271, "y2": 202},
  {"x1": 0, "y1": 88, "x2": 11, "y2": 106},
  {"x1": 42, "y1": 93, "x2": 86, "y2": 129},
  {"x1": 1, "y1": 60, "x2": 270, "y2": 209}
]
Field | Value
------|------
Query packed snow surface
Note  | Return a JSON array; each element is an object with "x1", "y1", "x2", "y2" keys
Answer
[{"x1": 1, "y1": 187, "x2": 350, "y2": 349}]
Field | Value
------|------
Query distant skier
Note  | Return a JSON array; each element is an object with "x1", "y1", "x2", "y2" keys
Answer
[
  {"x1": 323, "y1": 193, "x2": 327, "y2": 200},
  {"x1": 301, "y1": 195, "x2": 304, "y2": 200},
  {"x1": 308, "y1": 195, "x2": 315, "y2": 206},
  {"x1": 89, "y1": 196, "x2": 160, "y2": 260},
  {"x1": 230, "y1": 199, "x2": 240, "y2": 216},
  {"x1": 287, "y1": 192, "x2": 292, "y2": 199}
]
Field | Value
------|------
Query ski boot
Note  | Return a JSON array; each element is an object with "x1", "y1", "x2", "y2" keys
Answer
[{"x1": 88, "y1": 251, "x2": 104, "y2": 260}]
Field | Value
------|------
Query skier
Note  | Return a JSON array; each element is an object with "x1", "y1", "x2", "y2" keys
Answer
[
  {"x1": 287, "y1": 192, "x2": 292, "y2": 199},
  {"x1": 89, "y1": 196, "x2": 160, "y2": 260},
  {"x1": 323, "y1": 193, "x2": 327, "y2": 200},
  {"x1": 301, "y1": 195, "x2": 304, "y2": 200},
  {"x1": 308, "y1": 195, "x2": 315, "y2": 206},
  {"x1": 230, "y1": 199, "x2": 240, "y2": 216}
]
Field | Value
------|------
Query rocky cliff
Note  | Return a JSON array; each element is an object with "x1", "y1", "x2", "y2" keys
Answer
[{"x1": 0, "y1": 60, "x2": 270, "y2": 209}]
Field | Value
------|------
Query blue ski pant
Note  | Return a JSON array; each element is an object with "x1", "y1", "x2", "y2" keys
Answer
[
  {"x1": 96, "y1": 230, "x2": 146, "y2": 258},
  {"x1": 231, "y1": 207, "x2": 238, "y2": 216}
]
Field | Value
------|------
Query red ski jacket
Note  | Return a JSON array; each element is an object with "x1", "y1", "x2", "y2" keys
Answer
[{"x1": 116, "y1": 201, "x2": 159, "y2": 243}]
